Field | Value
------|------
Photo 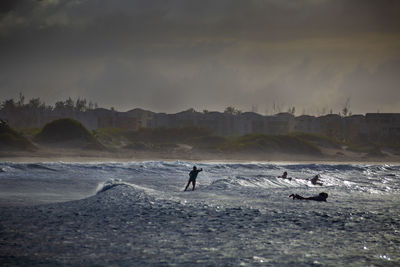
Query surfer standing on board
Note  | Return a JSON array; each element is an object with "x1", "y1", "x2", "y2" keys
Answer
[{"x1": 184, "y1": 166, "x2": 203, "y2": 191}]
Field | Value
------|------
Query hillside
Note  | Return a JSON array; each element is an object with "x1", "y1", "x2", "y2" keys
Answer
[
  {"x1": 93, "y1": 127, "x2": 130, "y2": 148},
  {"x1": 125, "y1": 127, "x2": 212, "y2": 144},
  {"x1": 120, "y1": 127, "x2": 322, "y2": 156},
  {"x1": 35, "y1": 118, "x2": 105, "y2": 150},
  {"x1": 291, "y1": 132, "x2": 342, "y2": 149},
  {"x1": 2, "y1": 121, "x2": 400, "y2": 161},
  {"x1": 0, "y1": 120, "x2": 36, "y2": 151},
  {"x1": 216, "y1": 134, "x2": 322, "y2": 155}
]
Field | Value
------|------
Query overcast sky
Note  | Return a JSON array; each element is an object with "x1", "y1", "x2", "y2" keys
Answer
[{"x1": 1, "y1": 0, "x2": 399, "y2": 114}]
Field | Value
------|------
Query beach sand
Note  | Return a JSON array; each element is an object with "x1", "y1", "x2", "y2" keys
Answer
[{"x1": 0, "y1": 145, "x2": 399, "y2": 164}]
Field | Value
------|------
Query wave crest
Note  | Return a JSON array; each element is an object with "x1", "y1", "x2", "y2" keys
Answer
[{"x1": 96, "y1": 179, "x2": 128, "y2": 194}]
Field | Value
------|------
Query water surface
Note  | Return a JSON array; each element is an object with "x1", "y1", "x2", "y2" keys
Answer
[{"x1": 0, "y1": 161, "x2": 399, "y2": 265}]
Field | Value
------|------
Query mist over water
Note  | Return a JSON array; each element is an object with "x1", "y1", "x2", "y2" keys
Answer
[{"x1": 0, "y1": 161, "x2": 399, "y2": 265}]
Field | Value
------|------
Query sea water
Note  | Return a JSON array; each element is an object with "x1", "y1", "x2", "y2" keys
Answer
[{"x1": 0, "y1": 161, "x2": 399, "y2": 266}]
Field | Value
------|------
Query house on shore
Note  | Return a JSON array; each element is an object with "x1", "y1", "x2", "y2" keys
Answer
[
  {"x1": 2, "y1": 104, "x2": 400, "y2": 142},
  {"x1": 342, "y1": 115, "x2": 367, "y2": 142},
  {"x1": 294, "y1": 115, "x2": 321, "y2": 134},
  {"x1": 365, "y1": 113, "x2": 400, "y2": 143}
]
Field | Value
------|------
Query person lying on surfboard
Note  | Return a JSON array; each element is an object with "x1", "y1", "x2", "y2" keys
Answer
[
  {"x1": 310, "y1": 174, "x2": 323, "y2": 186},
  {"x1": 278, "y1": 171, "x2": 292, "y2": 181},
  {"x1": 184, "y1": 166, "x2": 203, "y2": 191},
  {"x1": 289, "y1": 192, "x2": 328, "y2": 202}
]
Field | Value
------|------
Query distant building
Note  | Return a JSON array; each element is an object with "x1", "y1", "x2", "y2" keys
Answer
[
  {"x1": 343, "y1": 115, "x2": 367, "y2": 142},
  {"x1": 76, "y1": 111, "x2": 98, "y2": 130},
  {"x1": 294, "y1": 115, "x2": 321, "y2": 134},
  {"x1": 168, "y1": 109, "x2": 201, "y2": 128},
  {"x1": 3, "y1": 103, "x2": 400, "y2": 142},
  {"x1": 125, "y1": 108, "x2": 154, "y2": 128},
  {"x1": 91, "y1": 109, "x2": 139, "y2": 130},
  {"x1": 115, "y1": 116, "x2": 137, "y2": 131},
  {"x1": 265, "y1": 113, "x2": 295, "y2": 135},
  {"x1": 365, "y1": 113, "x2": 400, "y2": 142},
  {"x1": 94, "y1": 108, "x2": 115, "y2": 129},
  {"x1": 318, "y1": 114, "x2": 343, "y2": 140},
  {"x1": 196, "y1": 112, "x2": 223, "y2": 134},
  {"x1": 148, "y1": 113, "x2": 169, "y2": 128},
  {"x1": 198, "y1": 112, "x2": 230, "y2": 136},
  {"x1": 240, "y1": 112, "x2": 265, "y2": 135}
]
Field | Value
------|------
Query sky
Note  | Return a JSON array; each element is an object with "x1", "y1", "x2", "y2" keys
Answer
[{"x1": 0, "y1": 0, "x2": 400, "y2": 115}]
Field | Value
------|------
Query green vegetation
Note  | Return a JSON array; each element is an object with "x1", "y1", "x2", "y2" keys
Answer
[
  {"x1": 345, "y1": 143, "x2": 373, "y2": 153},
  {"x1": 365, "y1": 146, "x2": 386, "y2": 157},
  {"x1": 218, "y1": 134, "x2": 322, "y2": 155},
  {"x1": 346, "y1": 143, "x2": 389, "y2": 157},
  {"x1": 120, "y1": 127, "x2": 322, "y2": 155},
  {"x1": 1, "y1": 94, "x2": 98, "y2": 113},
  {"x1": 125, "y1": 127, "x2": 212, "y2": 144},
  {"x1": 345, "y1": 137, "x2": 400, "y2": 157},
  {"x1": 0, "y1": 121, "x2": 36, "y2": 151},
  {"x1": 29, "y1": 119, "x2": 398, "y2": 157},
  {"x1": 19, "y1": 128, "x2": 41, "y2": 139},
  {"x1": 224, "y1": 106, "x2": 242, "y2": 115},
  {"x1": 35, "y1": 118, "x2": 105, "y2": 150},
  {"x1": 291, "y1": 132, "x2": 342, "y2": 149},
  {"x1": 93, "y1": 127, "x2": 130, "y2": 147},
  {"x1": 124, "y1": 141, "x2": 153, "y2": 150},
  {"x1": 187, "y1": 135, "x2": 228, "y2": 150},
  {"x1": 122, "y1": 127, "x2": 212, "y2": 151},
  {"x1": 377, "y1": 139, "x2": 400, "y2": 153}
]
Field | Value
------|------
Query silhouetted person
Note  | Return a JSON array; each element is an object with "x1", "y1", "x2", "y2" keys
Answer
[
  {"x1": 278, "y1": 171, "x2": 292, "y2": 181},
  {"x1": 184, "y1": 166, "x2": 203, "y2": 191},
  {"x1": 310, "y1": 174, "x2": 323, "y2": 186},
  {"x1": 289, "y1": 192, "x2": 328, "y2": 202}
]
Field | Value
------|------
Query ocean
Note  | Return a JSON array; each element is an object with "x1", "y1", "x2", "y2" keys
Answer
[{"x1": 0, "y1": 161, "x2": 399, "y2": 266}]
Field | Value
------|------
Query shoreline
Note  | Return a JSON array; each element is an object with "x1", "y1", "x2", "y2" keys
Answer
[{"x1": 1, "y1": 149, "x2": 399, "y2": 164}]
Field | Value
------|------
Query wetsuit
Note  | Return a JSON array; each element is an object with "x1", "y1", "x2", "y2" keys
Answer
[
  {"x1": 308, "y1": 194, "x2": 327, "y2": 201},
  {"x1": 311, "y1": 176, "x2": 322, "y2": 185},
  {"x1": 290, "y1": 193, "x2": 328, "y2": 202},
  {"x1": 189, "y1": 169, "x2": 202, "y2": 181},
  {"x1": 185, "y1": 168, "x2": 203, "y2": 191}
]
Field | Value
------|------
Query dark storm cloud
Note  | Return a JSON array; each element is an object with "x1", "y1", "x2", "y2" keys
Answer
[
  {"x1": 0, "y1": 0, "x2": 400, "y2": 113},
  {"x1": 3, "y1": 0, "x2": 399, "y2": 47},
  {"x1": 0, "y1": 0, "x2": 21, "y2": 14},
  {"x1": 80, "y1": 59, "x2": 184, "y2": 111}
]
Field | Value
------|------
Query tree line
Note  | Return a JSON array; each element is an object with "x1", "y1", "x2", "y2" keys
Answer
[
  {"x1": 1, "y1": 93, "x2": 353, "y2": 118},
  {"x1": 0, "y1": 93, "x2": 99, "y2": 113}
]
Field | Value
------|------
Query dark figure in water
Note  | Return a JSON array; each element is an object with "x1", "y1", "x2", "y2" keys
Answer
[
  {"x1": 310, "y1": 174, "x2": 323, "y2": 186},
  {"x1": 278, "y1": 171, "x2": 292, "y2": 181},
  {"x1": 289, "y1": 192, "x2": 328, "y2": 202},
  {"x1": 184, "y1": 166, "x2": 203, "y2": 191}
]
